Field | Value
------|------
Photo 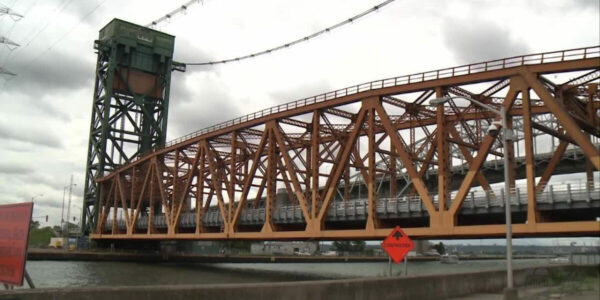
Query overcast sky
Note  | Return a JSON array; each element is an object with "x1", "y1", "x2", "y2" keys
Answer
[{"x1": 0, "y1": 0, "x2": 598, "y2": 245}]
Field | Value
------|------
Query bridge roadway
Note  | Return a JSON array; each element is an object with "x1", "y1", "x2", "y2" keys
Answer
[{"x1": 91, "y1": 46, "x2": 600, "y2": 240}]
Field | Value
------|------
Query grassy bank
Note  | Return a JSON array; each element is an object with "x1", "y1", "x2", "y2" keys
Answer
[{"x1": 28, "y1": 227, "x2": 54, "y2": 248}]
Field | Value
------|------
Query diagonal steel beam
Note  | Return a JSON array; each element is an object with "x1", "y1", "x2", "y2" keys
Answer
[
  {"x1": 373, "y1": 98, "x2": 436, "y2": 215},
  {"x1": 317, "y1": 108, "x2": 366, "y2": 223},
  {"x1": 521, "y1": 70, "x2": 600, "y2": 170}
]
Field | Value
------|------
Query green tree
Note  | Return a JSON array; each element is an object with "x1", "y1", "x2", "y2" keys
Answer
[
  {"x1": 333, "y1": 240, "x2": 366, "y2": 253},
  {"x1": 30, "y1": 220, "x2": 40, "y2": 230},
  {"x1": 332, "y1": 241, "x2": 352, "y2": 252},
  {"x1": 351, "y1": 240, "x2": 366, "y2": 252},
  {"x1": 432, "y1": 242, "x2": 446, "y2": 255}
]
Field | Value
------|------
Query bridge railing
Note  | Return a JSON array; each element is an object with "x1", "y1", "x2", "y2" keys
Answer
[
  {"x1": 104, "y1": 183, "x2": 600, "y2": 229},
  {"x1": 106, "y1": 46, "x2": 600, "y2": 176}
]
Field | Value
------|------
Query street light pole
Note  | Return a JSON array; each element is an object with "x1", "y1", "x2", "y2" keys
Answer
[
  {"x1": 61, "y1": 181, "x2": 76, "y2": 240},
  {"x1": 430, "y1": 96, "x2": 514, "y2": 292},
  {"x1": 61, "y1": 187, "x2": 67, "y2": 229},
  {"x1": 65, "y1": 175, "x2": 74, "y2": 250},
  {"x1": 30, "y1": 194, "x2": 43, "y2": 202},
  {"x1": 500, "y1": 106, "x2": 514, "y2": 289}
]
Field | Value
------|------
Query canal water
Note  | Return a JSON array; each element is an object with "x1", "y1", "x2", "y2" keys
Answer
[{"x1": 21, "y1": 258, "x2": 552, "y2": 288}]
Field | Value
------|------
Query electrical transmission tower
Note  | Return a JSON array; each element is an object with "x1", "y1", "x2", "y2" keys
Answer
[
  {"x1": 0, "y1": 3, "x2": 23, "y2": 78},
  {"x1": 0, "y1": 66, "x2": 15, "y2": 76},
  {"x1": 0, "y1": 35, "x2": 19, "y2": 48},
  {"x1": 0, "y1": 3, "x2": 23, "y2": 20}
]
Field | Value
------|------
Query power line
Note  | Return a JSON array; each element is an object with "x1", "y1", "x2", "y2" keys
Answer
[
  {"x1": 23, "y1": 0, "x2": 109, "y2": 66},
  {"x1": 185, "y1": 0, "x2": 396, "y2": 66},
  {"x1": 0, "y1": 2, "x2": 23, "y2": 20},
  {"x1": 0, "y1": 1, "x2": 22, "y2": 76},
  {"x1": 8, "y1": 0, "x2": 74, "y2": 61},
  {"x1": 146, "y1": 0, "x2": 204, "y2": 29}
]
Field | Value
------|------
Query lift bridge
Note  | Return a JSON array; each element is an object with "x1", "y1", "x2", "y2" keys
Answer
[{"x1": 82, "y1": 20, "x2": 600, "y2": 241}]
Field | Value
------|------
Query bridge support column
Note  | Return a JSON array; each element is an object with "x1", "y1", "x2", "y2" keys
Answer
[
  {"x1": 521, "y1": 87, "x2": 538, "y2": 224},
  {"x1": 585, "y1": 84, "x2": 598, "y2": 189},
  {"x1": 436, "y1": 89, "x2": 450, "y2": 212},
  {"x1": 311, "y1": 111, "x2": 320, "y2": 220},
  {"x1": 390, "y1": 146, "x2": 397, "y2": 199},
  {"x1": 261, "y1": 128, "x2": 278, "y2": 233},
  {"x1": 505, "y1": 115, "x2": 516, "y2": 191},
  {"x1": 365, "y1": 99, "x2": 380, "y2": 231},
  {"x1": 195, "y1": 148, "x2": 206, "y2": 234}
]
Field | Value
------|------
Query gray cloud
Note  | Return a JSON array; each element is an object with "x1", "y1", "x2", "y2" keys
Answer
[
  {"x1": 34, "y1": 200, "x2": 65, "y2": 210},
  {"x1": 0, "y1": 162, "x2": 33, "y2": 175},
  {"x1": 269, "y1": 81, "x2": 333, "y2": 103},
  {"x1": 167, "y1": 36, "x2": 239, "y2": 139},
  {"x1": 67, "y1": 1, "x2": 108, "y2": 26},
  {"x1": 572, "y1": 0, "x2": 599, "y2": 10},
  {"x1": 442, "y1": 18, "x2": 530, "y2": 64},
  {"x1": 1, "y1": 91, "x2": 72, "y2": 122},
  {"x1": 173, "y1": 36, "x2": 216, "y2": 66},
  {"x1": 0, "y1": 122, "x2": 63, "y2": 148},
  {"x1": 168, "y1": 78, "x2": 332, "y2": 141},
  {"x1": 4, "y1": 48, "x2": 94, "y2": 97},
  {"x1": 168, "y1": 82, "x2": 243, "y2": 138}
]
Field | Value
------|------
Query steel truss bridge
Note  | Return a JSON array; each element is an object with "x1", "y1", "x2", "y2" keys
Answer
[{"x1": 91, "y1": 46, "x2": 600, "y2": 241}]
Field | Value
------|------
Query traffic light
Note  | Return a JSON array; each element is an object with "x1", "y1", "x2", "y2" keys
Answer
[{"x1": 45, "y1": 215, "x2": 48, "y2": 222}]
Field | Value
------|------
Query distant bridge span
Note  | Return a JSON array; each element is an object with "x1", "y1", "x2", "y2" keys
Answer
[{"x1": 90, "y1": 46, "x2": 600, "y2": 241}]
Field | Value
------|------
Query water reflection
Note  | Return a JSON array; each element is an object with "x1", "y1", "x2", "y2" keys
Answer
[{"x1": 23, "y1": 258, "x2": 551, "y2": 288}]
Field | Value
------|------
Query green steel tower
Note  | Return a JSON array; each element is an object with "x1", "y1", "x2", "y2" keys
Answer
[{"x1": 81, "y1": 19, "x2": 183, "y2": 235}]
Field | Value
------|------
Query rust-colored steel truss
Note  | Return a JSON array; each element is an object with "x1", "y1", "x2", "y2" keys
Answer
[{"x1": 91, "y1": 46, "x2": 600, "y2": 241}]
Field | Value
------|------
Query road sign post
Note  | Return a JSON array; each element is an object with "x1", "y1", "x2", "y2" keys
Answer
[
  {"x1": 0, "y1": 202, "x2": 34, "y2": 287},
  {"x1": 381, "y1": 226, "x2": 414, "y2": 265}
]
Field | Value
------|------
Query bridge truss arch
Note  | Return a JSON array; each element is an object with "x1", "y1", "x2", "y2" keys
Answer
[{"x1": 91, "y1": 46, "x2": 600, "y2": 241}]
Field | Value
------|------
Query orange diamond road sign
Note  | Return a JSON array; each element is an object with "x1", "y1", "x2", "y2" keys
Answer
[
  {"x1": 0, "y1": 202, "x2": 33, "y2": 286},
  {"x1": 381, "y1": 226, "x2": 414, "y2": 264}
]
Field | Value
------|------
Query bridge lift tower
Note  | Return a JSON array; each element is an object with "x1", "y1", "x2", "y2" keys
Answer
[{"x1": 81, "y1": 19, "x2": 184, "y2": 235}]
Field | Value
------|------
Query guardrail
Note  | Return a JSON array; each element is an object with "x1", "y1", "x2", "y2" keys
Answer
[{"x1": 105, "y1": 45, "x2": 600, "y2": 176}]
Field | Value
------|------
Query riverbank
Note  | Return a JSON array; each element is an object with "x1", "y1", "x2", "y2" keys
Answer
[
  {"x1": 14, "y1": 257, "x2": 560, "y2": 288},
  {"x1": 26, "y1": 248, "x2": 551, "y2": 263}
]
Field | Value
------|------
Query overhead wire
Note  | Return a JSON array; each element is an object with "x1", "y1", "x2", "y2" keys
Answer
[
  {"x1": 0, "y1": 0, "x2": 40, "y2": 46},
  {"x1": 146, "y1": 0, "x2": 204, "y2": 29},
  {"x1": 7, "y1": 0, "x2": 74, "y2": 62},
  {"x1": 185, "y1": 0, "x2": 396, "y2": 66},
  {"x1": 22, "y1": 0, "x2": 109, "y2": 66},
  {"x1": 0, "y1": 0, "x2": 24, "y2": 75}
]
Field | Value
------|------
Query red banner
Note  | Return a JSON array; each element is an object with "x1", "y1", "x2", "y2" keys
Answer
[{"x1": 0, "y1": 202, "x2": 33, "y2": 286}]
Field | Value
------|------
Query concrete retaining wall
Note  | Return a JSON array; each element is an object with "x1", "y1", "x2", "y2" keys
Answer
[{"x1": 1, "y1": 265, "x2": 596, "y2": 300}]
